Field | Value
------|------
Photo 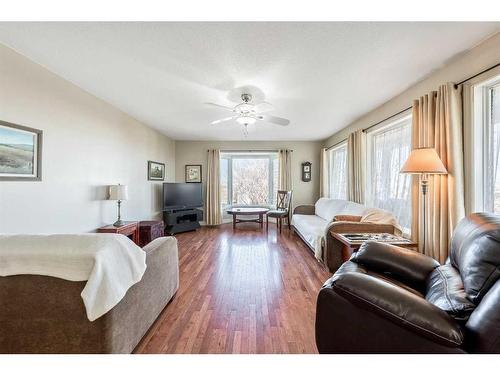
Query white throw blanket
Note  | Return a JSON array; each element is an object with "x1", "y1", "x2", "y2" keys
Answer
[{"x1": 0, "y1": 233, "x2": 147, "y2": 321}]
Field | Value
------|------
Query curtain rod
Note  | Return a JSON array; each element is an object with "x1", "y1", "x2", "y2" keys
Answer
[
  {"x1": 361, "y1": 106, "x2": 412, "y2": 133},
  {"x1": 208, "y1": 149, "x2": 293, "y2": 152},
  {"x1": 333, "y1": 60, "x2": 500, "y2": 140},
  {"x1": 455, "y1": 61, "x2": 500, "y2": 87},
  {"x1": 326, "y1": 138, "x2": 347, "y2": 151}
]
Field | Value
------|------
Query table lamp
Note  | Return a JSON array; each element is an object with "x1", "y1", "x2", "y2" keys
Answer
[
  {"x1": 108, "y1": 184, "x2": 129, "y2": 227},
  {"x1": 400, "y1": 147, "x2": 447, "y2": 252}
]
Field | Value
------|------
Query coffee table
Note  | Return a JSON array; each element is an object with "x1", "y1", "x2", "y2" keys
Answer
[
  {"x1": 226, "y1": 207, "x2": 269, "y2": 229},
  {"x1": 331, "y1": 232, "x2": 418, "y2": 262}
]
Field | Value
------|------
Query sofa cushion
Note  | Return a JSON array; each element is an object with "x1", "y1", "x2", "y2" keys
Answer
[
  {"x1": 315, "y1": 198, "x2": 348, "y2": 222},
  {"x1": 450, "y1": 213, "x2": 500, "y2": 304},
  {"x1": 425, "y1": 264, "x2": 476, "y2": 322},
  {"x1": 292, "y1": 214, "x2": 328, "y2": 252}
]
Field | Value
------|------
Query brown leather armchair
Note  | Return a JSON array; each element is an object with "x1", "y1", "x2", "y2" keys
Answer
[{"x1": 315, "y1": 213, "x2": 500, "y2": 353}]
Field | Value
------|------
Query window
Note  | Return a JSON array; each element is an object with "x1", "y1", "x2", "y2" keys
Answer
[
  {"x1": 471, "y1": 74, "x2": 500, "y2": 213},
  {"x1": 220, "y1": 152, "x2": 279, "y2": 207},
  {"x1": 326, "y1": 142, "x2": 348, "y2": 199},
  {"x1": 366, "y1": 114, "x2": 412, "y2": 233}
]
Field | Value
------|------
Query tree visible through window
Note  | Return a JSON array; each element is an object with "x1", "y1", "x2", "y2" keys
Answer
[{"x1": 220, "y1": 152, "x2": 278, "y2": 206}]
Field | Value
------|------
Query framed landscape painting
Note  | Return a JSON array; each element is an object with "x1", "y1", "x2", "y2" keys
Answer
[
  {"x1": 185, "y1": 164, "x2": 202, "y2": 183},
  {"x1": 148, "y1": 160, "x2": 165, "y2": 181},
  {"x1": 0, "y1": 120, "x2": 42, "y2": 181}
]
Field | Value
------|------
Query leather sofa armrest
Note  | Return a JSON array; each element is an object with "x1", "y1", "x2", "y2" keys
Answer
[
  {"x1": 293, "y1": 204, "x2": 315, "y2": 215},
  {"x1": 351, "y1": 241, "x2": 439, "y2": 289},
  {"x1": 328, "y1": 271, "x2": 464, "y2": 347}
]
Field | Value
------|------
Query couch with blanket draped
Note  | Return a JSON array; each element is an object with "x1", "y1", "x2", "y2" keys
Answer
[
  {"x1": 291, "y1": 198, "x2": 401, "y2": 272},
  {"x1": 0, "y1": 234, "x2": 179, "y2": 354}
]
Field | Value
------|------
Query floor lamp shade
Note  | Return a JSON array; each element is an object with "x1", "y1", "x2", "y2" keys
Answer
[
  {"x1": 109, "y1": 184, "x2": 129, "y2": 201},
  {"x1": 400, "y1": 147, "x2": 447, "y2": 175},
  {"x1": 400, "y1": 147, "x2": 447, "y2": 255}
]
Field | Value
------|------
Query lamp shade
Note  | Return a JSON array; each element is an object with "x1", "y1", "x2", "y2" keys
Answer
[
  {"x1": 400, "y1": 147, "x2": 447, "y2": 174},
  {"x1": 108, "y1": 184, "x2": 129, "y2": 200}
]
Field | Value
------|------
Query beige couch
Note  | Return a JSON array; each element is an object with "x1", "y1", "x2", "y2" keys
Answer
[
  {"x1": 292, "y1": 198, "x2": 401, "y2": 272},
  {"x1": 0, "y1": 236, "x2": 179, "y2": 354}
]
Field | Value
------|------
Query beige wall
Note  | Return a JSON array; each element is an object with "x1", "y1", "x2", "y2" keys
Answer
[
  {"x1": 0, "y1": 44, "x2": 175, "y2": 233},
  {"x1": 175, "y1": 141, "x2": 321, "y2": 208},
  {"x1": 323, "y1": 32, "x2": 500, "y2": 148}
]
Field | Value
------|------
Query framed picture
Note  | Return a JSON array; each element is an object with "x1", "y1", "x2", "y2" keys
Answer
[
  {"x1": 0, "y1": 120, "x2": 43, "y2": 181},
  {"x1": 185, "y1": 164, "x2": 202, "y2": 183},
  {"x1": 148, "y1": 161, "x2": 165, "y2": 181},
  {"x1": 301, "y1": 162, "x2": 312, "y2": 182}
]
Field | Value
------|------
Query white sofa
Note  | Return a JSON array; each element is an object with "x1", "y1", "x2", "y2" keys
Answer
[{"x1": 291, "y1": 198, "x2": 400, "y2": 271}]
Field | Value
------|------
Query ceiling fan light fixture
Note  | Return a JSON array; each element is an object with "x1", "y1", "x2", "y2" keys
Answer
[{"x1": 236, "y1": 116, "x2": 256, "y2": 125}]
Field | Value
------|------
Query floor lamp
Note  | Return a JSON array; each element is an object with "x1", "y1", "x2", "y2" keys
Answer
[{"x1": 400, "y1": 147, "x2": 447, "y2": 253}]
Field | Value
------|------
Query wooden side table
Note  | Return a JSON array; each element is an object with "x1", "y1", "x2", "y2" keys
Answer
[
  {"x1": 97, "y1": 221, "x2": 140, "y2": 246},
  {"x1": 139, "y1": 220, "x2": 164, "y2": 247},
  {"x1": 331, "y1": 232, "x2": 418, "y2": 262}
]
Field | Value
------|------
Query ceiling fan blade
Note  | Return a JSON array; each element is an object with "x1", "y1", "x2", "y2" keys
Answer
[
  {"x1": 257, "y1": 114, "x2": 290, "y2": 126},
  {"x1": 252, "y1": 101, "x2": 274, "y2": 113},
  {"x1": 204, "y1": 102, "x2": 235, "y2": 112},
  {"x1": 210, "y1": 116, "x2": 237, "y2": 125}
]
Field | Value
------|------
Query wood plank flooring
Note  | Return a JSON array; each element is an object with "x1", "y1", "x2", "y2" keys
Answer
[{"x1": 134, "y1": 223, "x2": 331, "y2": 354}]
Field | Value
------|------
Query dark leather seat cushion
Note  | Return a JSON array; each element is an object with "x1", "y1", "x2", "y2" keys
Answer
[
  {"x1": 267, "y1": 209, "x2": 288, "y2": 217},
  {"x1": 425, "y1": 264, "x2": 475, "y2": 321},
  {"x1": 449, "y1": 213, "x2": 500, "y2": 304},
  {"x1": 326, "y1": 263, "x2": 464, "y2": 347}
]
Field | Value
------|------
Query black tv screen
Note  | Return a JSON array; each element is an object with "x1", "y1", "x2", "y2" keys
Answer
[{"x1": 163, "y1": 183, "x2": 203, "y2": 209}]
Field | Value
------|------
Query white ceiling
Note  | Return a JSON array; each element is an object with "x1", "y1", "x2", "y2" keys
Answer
[{"x1": 0, "y1": 22, "x2": 499, "y2": 141}]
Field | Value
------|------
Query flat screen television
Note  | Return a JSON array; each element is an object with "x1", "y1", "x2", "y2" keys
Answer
[{"x1": 163, "y1": 183, "x2": 203, "y2": 209}]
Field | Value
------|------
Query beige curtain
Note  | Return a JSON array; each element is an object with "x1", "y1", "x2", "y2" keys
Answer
[
  {"x1": 205, "y1": 149, "x2": 222, "y2": 226},
  {"x1": 411, "y1": 83, "x2": 465, "y2": 263},
  {"x1": 278, "y1": 149, "x2": 293, "y2": 191},
  {"x1": 319, "y1": 147, "x2": 328, "y2": 197},
  {"x1": 347, "y1": 130, "x2": 366, "y2": 203}
]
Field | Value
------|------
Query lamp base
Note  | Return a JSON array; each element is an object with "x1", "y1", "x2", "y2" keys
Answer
[{"x1": 113, "y1": 219, "x2": 125, "y2": 227}]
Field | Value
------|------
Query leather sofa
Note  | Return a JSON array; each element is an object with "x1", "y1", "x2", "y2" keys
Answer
[
  {"x1": 292, "y1": 198, "x2": 401, "y2": 272},
  {"x1": 315, "y1": 213, "x2": 500, "y2": 353}
]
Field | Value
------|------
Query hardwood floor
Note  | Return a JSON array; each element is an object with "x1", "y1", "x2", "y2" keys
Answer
[{"x1": 134, "y1": 223, "x2": 331, "y2": 354}]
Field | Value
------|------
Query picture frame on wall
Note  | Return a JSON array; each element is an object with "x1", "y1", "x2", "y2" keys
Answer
[
  {"x1": 0, "y1": 120, "x2": 43, "y2": 181},
  {"x1": 301, "y1": 162, "x2": 312, "y2": 182},
  {"x1": 185, "y1": 164, "x2": 202, "y2": 183},
  {"x1": 148, "y1": 160, "x2": 165, "y2": 181}
]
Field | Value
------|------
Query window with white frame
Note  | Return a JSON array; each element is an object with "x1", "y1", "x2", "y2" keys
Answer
[
  {"x1": 366, "y1": 114, "x2": 412, "y2": 233},
  {"x1": 220, "y1": 152, "x2": 279, "y2": 207},
  {"x1": 326, "y1": 142, "x2": 348, "y2": 199},
  {"x1": 471, "y1": 74, "x2": 500, "y2": 213}
]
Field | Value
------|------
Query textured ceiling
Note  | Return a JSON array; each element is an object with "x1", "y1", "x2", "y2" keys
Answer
[{"x1": 0, "y1": 22, "x2": 499, "y2": 140}]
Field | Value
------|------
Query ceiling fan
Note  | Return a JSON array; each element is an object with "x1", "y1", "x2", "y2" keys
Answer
[{"x1": 205, "y1": 93, "x2": 290, "y2": 134}]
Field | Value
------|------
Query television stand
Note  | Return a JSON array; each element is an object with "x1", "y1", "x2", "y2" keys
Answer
[{"x1": 163, "y1": 207, "x2": 203, "y2": 235}]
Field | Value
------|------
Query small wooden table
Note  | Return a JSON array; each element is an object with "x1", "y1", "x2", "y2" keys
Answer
[
  {"x1": 226, "y1": 207, "x2": 269, "y2": 229},
  {"x1": 332, "y1": 232, "x2": 418, "y2": 262},
  {"x1": 97, "y1": 221, "x2": 140, "y2": 245}
]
